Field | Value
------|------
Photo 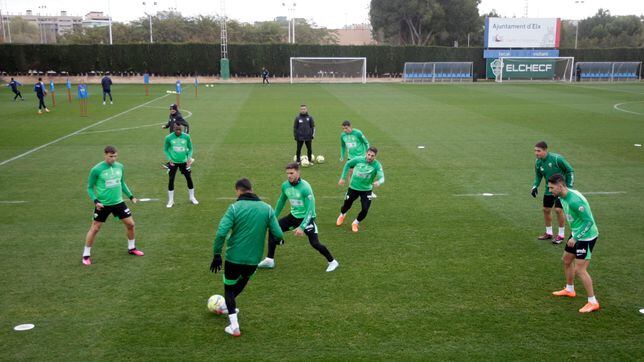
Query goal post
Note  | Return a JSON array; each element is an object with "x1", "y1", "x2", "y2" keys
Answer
[
  {"x1": 290, "y1": 57, "x2": 367, "y2": 84},
  {"x1": 494, "y1": 57, "x2": 575, "y2": 83}
]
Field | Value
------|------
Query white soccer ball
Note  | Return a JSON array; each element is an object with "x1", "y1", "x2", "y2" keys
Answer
[
  {"x1": 207, "y1": 294, "x2": 226, "y2": 313},
  {"x1": 166, "y1": 90, "x2": 171, "y2": 94},
  {"x1": 301, "y1": 159, "x2": 310, "y2": 167},
  {"x1": 316, "y1": 155, "x2": 325, "y2": 164}
]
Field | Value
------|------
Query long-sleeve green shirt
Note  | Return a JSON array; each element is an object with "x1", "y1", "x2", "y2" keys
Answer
[
  {"x1": 340, "y1": 129, "x2": 369, "y2": 160},
  {"x1": 533, "y1": 152, "x2": 574, "y2": 195},
  {"x1": 274, "y1": 179, "x2": 316, "y2": 229},
  {"x1": 87, "y1": 161, "x2": 133, "y2": 206},
  {"x1": 213, "y1": 193, "x2": 283, "y2": 265},
  {"x1": 164, "y1": 132, "x2": 193, "y2": 163},
  {"x1": 341, "y1": 157, "x2": 385, "y2": 192}
]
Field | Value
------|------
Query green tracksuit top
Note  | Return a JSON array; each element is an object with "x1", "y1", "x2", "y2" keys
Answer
[
  {"x1": 164, "y1": 132, "x2": 193, "y2": 163},
  {"x1": 213, "y1": 194, "x2": 283, "y2": 265},
  {"x1": 341, "y1": 157, "x2": 385, "y2": 192},
  {"x1": 274, "y1": 179, "x2": 316, "y2": 229},
  {"x1": 340, "y1": 129, "x2": 369, "y2": 160},
  {"x1": 560, "y1": 189, "x2": 599, "y2": 241},
  {"x1": 87, "y1": 161, "x2": 133, "y2": 206},
  {"x1": 533, "y1": 152, "x2": 574, "y2": 195}
]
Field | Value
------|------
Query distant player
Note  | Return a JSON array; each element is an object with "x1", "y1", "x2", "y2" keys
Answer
[
  {"x1": 336, "y1": 147, "x2": 384, "y2": 232},
  {"x1": 262, "y1": 67, "x2": 270, "y2": 84},
  {"x1": 293, "y1": 104, "x2": 315, "y2": 164},
  {"x1": 257, "y1": 162, "x2": 339, "y2": 272},
  {"x1": 83, "y1": 146, "x2": 143, "y2": 265},
  {"x1": 34, "y1": 77, "x2": 49, "y2": 114},
  {"x1": 531, "y1": 141, "x2": 574, "y2": 243},
  {"x1": 211, "y1": 178, "x2": 284, "y2": 336},
  {"x1": 7, "y1": 78, "x2": 24, "y2": 101},
  {"x1": 162, "y1": 104, "x2": 190, "y2": 133},
  {"x1": 164, "y1": 124, "x2": 198, "y2": 207},
  {"x1": 548, "y1": 174, "x2": 600, "y2": 313},
  {"x1": 101, "y1": 73, "x2": 113, "y2": 105},
  {"x1": 340, "y1": 120, "x2": 369, "y2": 162}
]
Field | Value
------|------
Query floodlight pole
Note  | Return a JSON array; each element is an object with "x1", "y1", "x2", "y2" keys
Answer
[
  {"x1": 143, "y1": 1, "x2": 157, "y2": 44},
  {"x1": 108, "y1": 0, "x2": 113, "y2": 44},
  {"x1": 573, "y1": 0, "x2": 585, "y2": 49}
]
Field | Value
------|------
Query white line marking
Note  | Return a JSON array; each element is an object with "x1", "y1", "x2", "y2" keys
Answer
[
  {"x1": 80, "y1": 123, "x2": 164, "y2": 135},
  {"x1": 0, "y1": 94, "x2": 169, "y2": 167},
  {"x1": 584, "y1": 191, "x2": 626, "y2": 195},
  {"x1": 138, "y1": 198, "x2": 159, "y2": 202},
  {"x1": 453, "y1": 193, "x2": 509, "y2": 197},
  {"x1": 614, "y1": 101, "x2": 644, "y2": 116},
  {"x1": 0, "y1": 200, "x2": 29, "y2": 204}
]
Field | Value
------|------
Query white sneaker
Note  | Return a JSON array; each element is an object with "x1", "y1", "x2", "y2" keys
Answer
[
  {"x1": 110, "y1": 101, "x2": 113, "y2": 105},
  {"x1": 326, "y1": 259, "x2": 339, "y2": 272},
  {"x1": 102, "y1": 101, "x2": 106, "y2": 105},
  {"x1": 257, "y1": 258, "x2": 275, "y2": 269},
  {"x1": 224, "y1": 325, "x2": 241, "y2": 337},
  {"x1": 190, "y1": 198, "x2": 199, "y2": 205},
  {"x1": 166, "y1": 200, "x2": 174, "y2": 208}
]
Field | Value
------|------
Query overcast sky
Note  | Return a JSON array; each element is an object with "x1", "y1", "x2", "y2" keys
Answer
[{"x1": 3, "y1": 0, "x2": 644, "y2": 28}]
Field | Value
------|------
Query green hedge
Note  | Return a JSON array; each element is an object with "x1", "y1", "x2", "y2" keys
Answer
[{"x1": 0, "y1": 43, "x2": 642, "y2": 79}]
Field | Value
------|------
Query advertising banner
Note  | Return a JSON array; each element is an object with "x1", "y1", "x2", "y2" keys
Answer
[
  {"x1": 485, "y1": 17, "x2": 561, "y2": 48},
  {"x1": 486, "y1": 58, "x2": 557, "y2": 79}
]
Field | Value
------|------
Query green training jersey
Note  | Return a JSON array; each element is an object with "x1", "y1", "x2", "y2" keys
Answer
[
  {"x1": 87, "y1": 161, "x2": 133, "y2": 206},
  {"x1": 340, "y1": 129, "x2": 369, "y2": 160},
  {"x1": 213, "y1": 194, "x2": 283, "y2": 266},
  {"x1": 533, "y1": 152, "x2": 574, "y2": 195},
  {"x1": 164, "y1": 132, "x2": 193, "y2": 163},
  {"x1": 274, "y1": 179, "x2": 316, "y2": 229},
  {"x1": 560, "y1": 189, "x2": 598, "y2": 241},
  {"x1": 341, "y1": 157, "x2": 385, "y2": 192}
]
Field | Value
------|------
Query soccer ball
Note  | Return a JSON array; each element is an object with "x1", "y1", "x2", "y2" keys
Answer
[
  {"x1": 316, "y1": 155, "x2": 325, "y2": 164},
  {"x1": 301, "y1": 159, "x2": 310, "y2": 167},
  {"x1": 165, "y1": 90, "x2": 172, "y2": 94},
  {"x1": 207, "y1": 294, "x2": 226, "y2": 313}
]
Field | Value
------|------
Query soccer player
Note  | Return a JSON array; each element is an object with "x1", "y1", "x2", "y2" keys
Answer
[
  {"x1": 340, "y1": 120, "x2": 369, "y2": 162},
  {"x1": 293, "y1": 104, "x2": 315, "y2": 164},
  {"x1": 164, "y1": 124, "x2": 198, "y2": 207},
  {"x1": 336, "y1": 147, "x2": 384, "y2": 232},
  {"x1": 83, "y1": 146, "x2": 143, "y2": 265},
  {"x1": 211, "y1": 178, "x2": 284, "y2": 336},
  {"x1": 547, "y1": 174, "x2": 600, "y2": 313},
  {"x1": 261, "y1": 67, "x2": 270, "y2": 84},
  {"x1": 531, "y1": 141, "x2": 575, "y2": 243},
  {"x1": 7, "y1": 78, "x2": 24, "y2": 101},
  {"x1": 101, "y1": 73, "x2": 113, "y2": 105},
  {"x1": 257, "y1": 163, "x2": 339, "y2": 272},
  {"x1": 34, "y1": 77, "x2": 49, "y2": 114},
  {"x1": 161, "y1": 104, "x2": 190, "y2": 134}
]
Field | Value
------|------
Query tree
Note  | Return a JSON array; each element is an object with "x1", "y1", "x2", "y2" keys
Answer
[
  {"x1": 576, "y1": 9, "x2": 644, "y2": 48},
  {"x1": 370, "y1": 0, "x2": 481, "y2": 46},
  {"x1": 5, "y1": 17, "x2": 40, "y2": 44}
]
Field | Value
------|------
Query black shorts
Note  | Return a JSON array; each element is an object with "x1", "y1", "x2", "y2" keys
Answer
[
  {"x1": 279, "y1": 213, "x2": 317, "y2": 236},
  {"x1": 169, "y1": 162, "x2": 191, "y2": 174},
  {"x1": 223, "y1": 260, "x2": 257, "y2": 286},
  {"x1": 93, "y1": 202, "x2": 132, "y2": 222},
  {"x1": 564, "y1": 236, "x2": 597, "y2": 260},
  {"x1": 543, "y1": 194, "x2": 562, "y2": 208}
]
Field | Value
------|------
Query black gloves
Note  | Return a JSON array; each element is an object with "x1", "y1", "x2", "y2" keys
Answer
[
  {"x1": 531, "y1": 187, "x2": 538, "y2": 198},
  {"x1": 210, "y1": 254, "x2": 222, "y2": 273}
]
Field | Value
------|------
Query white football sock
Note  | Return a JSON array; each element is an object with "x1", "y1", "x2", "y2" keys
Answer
[
  {"x1": 588, "y1": 296, "x2": 598, "y2": 304},
  {"x1": 558, "y1": 227, "x2": 565, "y2": 237},
  {"x1": 546, "y1": 226, "x2": 553, "y2": 235},
  {"x1": 83, "y1": 246, "x2": 91, "y2": 257},
  {"x1": 353, "y1": 220, "x2": 359, "y2": 225},
  {"x1": 189, "y1": 188, "x2": 195, "y2": 198},
  {"x1": 566, "y1": 284, "x2": 575, "y2": 292},
  {"x1": 128, "y1": 239, "x2": 135, "y2": 250},
  {"x1": 228, "y1": 313, "x2": 239, "y2": 329},
  {"x1": 168, "y1": 190, "x2": 174, "y2": 201}
]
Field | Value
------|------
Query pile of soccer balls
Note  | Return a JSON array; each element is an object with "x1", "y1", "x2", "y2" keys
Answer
[
  {"x1": 207, "y1": 294, "x2": 227, "y2": 314},
  {"x1": 292, "y1": 155, "x2": 325, "y2": 167}
]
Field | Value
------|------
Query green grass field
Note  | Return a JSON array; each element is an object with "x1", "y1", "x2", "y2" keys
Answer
[{"x1": 1, "y1": 82, "x2": 643, "y2": 360}]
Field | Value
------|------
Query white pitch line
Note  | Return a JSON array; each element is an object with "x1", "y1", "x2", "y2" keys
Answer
[
  {"x1": 613, "y1": 101, "x2": 644, "y2": 116},
  {"x1": 0, "y1": 94, "x2": 169, "y2": 167},
  {"x1": 80, "y1": 123, "x2": 164, "y2": 135},
  {"x1": 0, "y1": 200, "x2": 29, "y2": 204},
  {"x1": 453, "y1": 193, "x2": 509, "y2": 197},
  {"x1": 584, "y1": 191, "x2": 627, "y2": 195}
]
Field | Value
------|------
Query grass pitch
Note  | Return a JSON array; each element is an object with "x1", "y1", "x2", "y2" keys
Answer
[{"x1": 1, "y1": 82, "x2": 643, "y2": 360}]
